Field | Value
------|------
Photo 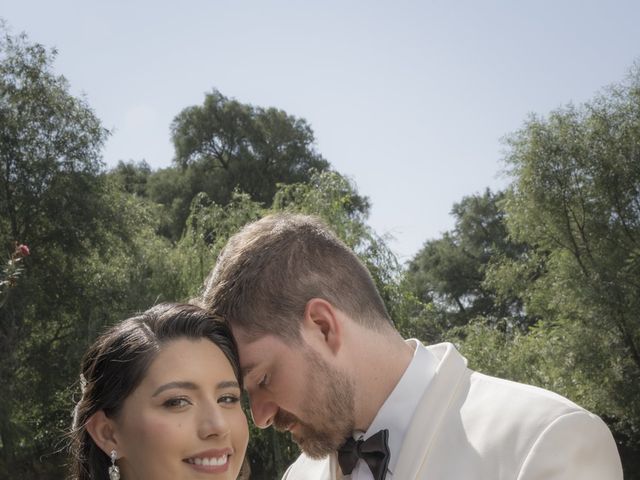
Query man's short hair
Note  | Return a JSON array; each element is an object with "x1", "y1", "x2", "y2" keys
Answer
[{"x1": 198, "y1": 213, "x2": 392, "y2": 341}]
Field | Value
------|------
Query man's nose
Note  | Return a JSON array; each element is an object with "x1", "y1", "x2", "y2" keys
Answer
[{"x1": 250, "y1": 393, "x2": 278, "y2": 429}]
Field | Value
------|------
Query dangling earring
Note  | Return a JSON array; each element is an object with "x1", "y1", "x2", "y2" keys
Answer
[{"x1": 109, "y1": 449, "x2": 120, "y2": 480}]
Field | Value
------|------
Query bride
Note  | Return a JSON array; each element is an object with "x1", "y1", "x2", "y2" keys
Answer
[{"x1": 69, "y1": 303, "x2": 249, "y2": 479}]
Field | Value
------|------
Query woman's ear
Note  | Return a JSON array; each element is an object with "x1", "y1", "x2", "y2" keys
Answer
[
  {"x1": 85, "y1": 410, "x2": 121, "y2": 456},
  {"x1": 302, "y1": 298, "x2": 342, "y2": 355}
]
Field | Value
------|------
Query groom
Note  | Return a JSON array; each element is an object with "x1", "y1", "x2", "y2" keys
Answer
[{"x1": 197, "y1": 213, "x2": 622, "y2": 479}]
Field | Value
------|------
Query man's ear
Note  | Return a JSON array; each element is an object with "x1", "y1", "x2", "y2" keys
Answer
[
  {"x1": 302, "y1": 298, "x2": 342, "y2": 355},
  {"x1": 85, "y1": 410, "x2": 121, "y2": 456}
]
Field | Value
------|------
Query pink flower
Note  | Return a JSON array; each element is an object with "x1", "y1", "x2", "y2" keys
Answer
[{"x1": 19, "y1": 244, "x2": 30, "y2": 257}]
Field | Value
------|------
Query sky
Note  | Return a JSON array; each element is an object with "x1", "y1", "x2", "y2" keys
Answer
[{"x1": 2, "y1": 1, "x2": 639, "y2": 261}]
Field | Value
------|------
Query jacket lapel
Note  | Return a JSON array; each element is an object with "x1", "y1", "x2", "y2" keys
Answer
[{"x1": 393, "y1": 343, "x2": 468, "y2": 479}]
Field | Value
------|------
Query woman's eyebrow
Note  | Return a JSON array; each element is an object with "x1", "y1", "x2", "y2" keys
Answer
[
  {"x1": 152, "y1": 380, "x2": 240, "y2": 397},
  {"x1": 152, "y1": 381, "x2": 197, "y2": 397},
  {"x1": 217, "y1": 380, "x2": 240, "y2": 389}
]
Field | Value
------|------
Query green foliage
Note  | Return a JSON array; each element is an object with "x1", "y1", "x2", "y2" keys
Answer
[
  {"x1": 455, "y1": 64, "x2": 640, "y2": 477},
  {"x1": 175, "y1": 190, "x2": 266, "y2": 300},
  {"x1": 145, "y1": 89, "x2": 332, "y2": 241},
  {"x1": 0, "y1": 26, "x2": 110, "y2": 477},
  {"x1": 0, "y1": 27, "x2": 184, "y2": 478},
  {"x1": 0, "y1": 31, "x2": 108, "y2": 242},
  {"x1": 405, "y1": 65, "x2": 640, "y2": 477},
  {"x1": 171, "y1": 89, "x2": 329, "y2": 203},
  {"x1": 144, "y1": 165, "x2": 201, "y2": 240},
  {"x1": 108, "y1": 159, "x2": 152, "y2": 196},
  {"x1": 502, "y1": 64, "x2": 640, "y2": 372},
  {"x1": 405, "y1": 189, "x2": 531, "y2": 334},
  {"x1": 0, "y1": 242, "x2": 29, "y2": 307}
]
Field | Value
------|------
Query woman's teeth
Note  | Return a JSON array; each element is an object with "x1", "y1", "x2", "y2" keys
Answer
[{"x1": 187, "y1": 455, "x2": 228, "y2": 466}]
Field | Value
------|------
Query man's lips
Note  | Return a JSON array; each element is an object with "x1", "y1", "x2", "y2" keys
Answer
[
  {"x1": 275, "y1": 420, "x2": 296, "y2": 433},
  {"x1": 288, "y1": 421, "x2": 298, "y2": 432},
  {"x1": 274, "y1": 410, "x2": 299, "y2": 432}
]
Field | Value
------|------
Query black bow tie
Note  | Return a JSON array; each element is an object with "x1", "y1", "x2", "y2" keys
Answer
[{"x1": 337, "y1": 429, "x2": 390, "y2": 480}]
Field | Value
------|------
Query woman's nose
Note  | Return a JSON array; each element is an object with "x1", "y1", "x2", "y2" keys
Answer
[{"x1": 197, "y1": 405, "x2": 230, "y2": 439}]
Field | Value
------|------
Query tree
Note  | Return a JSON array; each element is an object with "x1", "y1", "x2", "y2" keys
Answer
[
  {"x1": 171, "y1": 89, "x2": 329, "y2": 205},
  {"x1": 0, "y1": 27, "x2": 177, "y2": 478},
  {"x1": 0, "y1": 26, "x2": 108, "y2": 474},
  {"x1": 152, "y1": 90, "x2": 331, "y2": 239},
  {"x1": 108, "y1": 159, "x2": 152, "y2": 197},
  {"x1": 481, "y1": 63, "x2": 640, "y2": 477},
  {"x1": 405, "y1": 189, "x2": 531, "y2": 333}
]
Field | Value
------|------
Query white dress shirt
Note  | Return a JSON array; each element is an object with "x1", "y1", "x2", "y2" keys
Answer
[{"x1": 347, "y1": 339, "x2": 437, "y2": 479}]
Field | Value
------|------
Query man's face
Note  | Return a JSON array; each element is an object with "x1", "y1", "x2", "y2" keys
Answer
[{"x1": 236, "y1": 332, "x2": 355, "y2": 458}]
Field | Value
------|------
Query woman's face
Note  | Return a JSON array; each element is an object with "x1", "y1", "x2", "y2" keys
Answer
[{"x1": 112, "y1": 338, "x2": 248, "y2": 479}]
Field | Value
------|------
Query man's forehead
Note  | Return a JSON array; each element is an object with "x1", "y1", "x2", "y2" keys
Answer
[
  {"x1": 231, "y1": 325, "x2": 281, "y2": 348},
  {"x1": 233, "y1": 331, "x2": 293, "y2": 375},
  {"x1": 233, "y1": 331, "x2": 274, "y2": 373}
]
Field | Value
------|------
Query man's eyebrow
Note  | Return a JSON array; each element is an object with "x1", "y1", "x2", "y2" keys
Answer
[
  {"x1": 152, "y1": 380, "x2": 241, "y2": 397},
  {"x1": 241, "y1": 363, "x2": 257, "y2": 378}
]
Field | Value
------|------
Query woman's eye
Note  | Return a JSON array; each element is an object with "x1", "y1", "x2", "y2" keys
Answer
[
  {"x1": 163, "y1": 397, "x2": 191, "y2": 408},
  {"x1": 218, "y1": 394, "x2": 240, "y2": 406}
]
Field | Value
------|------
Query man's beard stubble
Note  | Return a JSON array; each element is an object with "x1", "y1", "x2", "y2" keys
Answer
[{"x1": 273, "y1": 348, "x2": 355, "y2": 459}]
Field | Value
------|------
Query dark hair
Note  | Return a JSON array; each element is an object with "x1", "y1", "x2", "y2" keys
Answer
[
  {"x1": 197, "y1": 213, "x2": 392, "y2": 342},
  {"x1": 68, "y1": 303, "x2": 241, "y2": 480}
]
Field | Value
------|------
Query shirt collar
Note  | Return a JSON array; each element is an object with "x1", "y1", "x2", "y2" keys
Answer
[{"x1": 356, "y1": 339, "x2": 437, "y2": 476}]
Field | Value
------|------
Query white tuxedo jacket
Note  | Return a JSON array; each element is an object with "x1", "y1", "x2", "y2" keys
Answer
[{"x1": 282, "y1": 342, "x2": 622, "y2": 480}]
